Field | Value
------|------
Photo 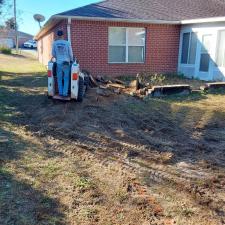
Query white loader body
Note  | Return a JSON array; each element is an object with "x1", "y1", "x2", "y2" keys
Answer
[
  {"x1": 47, "y1": 61, "x2": 85, "y2": 101},
  {"x1": 70, "y1": 62, "x2": 84, "y2": 99},
  {"x1": 47, "y1": 62, "x2": 55, "y2": 97}
]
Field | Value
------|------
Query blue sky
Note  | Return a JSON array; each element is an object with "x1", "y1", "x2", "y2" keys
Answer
[{"x1": 15, "y1": 0, "x2": 99, "y2": 35}]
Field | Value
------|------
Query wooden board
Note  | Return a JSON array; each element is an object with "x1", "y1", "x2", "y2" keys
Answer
[
  {"x1": 205, "y1": 82, "x2": 225, "y2": 89},
  {"x1": 150, "y1": 84, "x2": 191, "y2": 97}
]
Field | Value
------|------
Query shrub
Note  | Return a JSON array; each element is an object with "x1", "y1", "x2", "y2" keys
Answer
[
  {"x1": 0, "y1": 46, "x2": 12, "y2": 55},
  {"x1": 137, "y1": 72, "x2": 166, "y2": 87}
]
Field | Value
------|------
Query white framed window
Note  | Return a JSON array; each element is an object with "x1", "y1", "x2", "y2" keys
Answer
[
  {"x1": 109, "y1": 27, "x2": 146, "y2": 63},
  {"x1": 216, "y1": 30, "x2": 225, "y2": 67},
  {"x1": 181, "y1": 32, "x2": 197, "y2": 64}
]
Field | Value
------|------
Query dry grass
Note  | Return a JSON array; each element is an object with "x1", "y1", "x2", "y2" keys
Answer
[{"x1": 0, "y1": 53, "x2": 225, "y2": 225}]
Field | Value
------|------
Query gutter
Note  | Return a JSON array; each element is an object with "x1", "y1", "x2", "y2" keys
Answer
[
  {"x1": 181, "y1": 16, "x2": 225, "y2": 24},
  {"x1": 55, "y1": 15, "x2": 180, "y2": 25},
  {"x1": 35, "y1": 15, "x2": 180, "y2": 39},
  {"x1": 35, "y1": 15, "x2": 225, "y2": 40}
]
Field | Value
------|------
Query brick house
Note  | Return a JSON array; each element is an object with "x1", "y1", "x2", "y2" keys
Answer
[
  {"x1": 0, "y1": 29, "x2": 33, "y2": 48},
  {"x1": 36, "y1": 0, "x2": 225, "y2": 81}
]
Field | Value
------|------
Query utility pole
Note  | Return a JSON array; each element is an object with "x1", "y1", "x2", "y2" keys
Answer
[{"x1": 14, "y1": 0, "x2": 18, "y2": 52}]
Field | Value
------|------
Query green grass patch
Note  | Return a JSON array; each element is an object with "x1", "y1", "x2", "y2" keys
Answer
[
  {"x1": 74, "y1": 176, "x2": 95, "y2": 191},
  {"x1": 42, "y1": 162, "x2": 61, "y2": 179},
  {"x1": 0, "y1": 53, "x2": 46, "y2": 74},
  {"x1": 0, "y1": 47, "x2": 12, "y2": 55}
]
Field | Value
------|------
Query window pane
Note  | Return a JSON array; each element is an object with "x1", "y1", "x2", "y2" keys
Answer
[
  {"x1": 181, "y1": 33, "x2": 190, "y2": 64},
  {"x1": 128, "y1": 28, "x2": 145, "y2": 46},
  {"x1": 202, "y1": 34, "x2": 211, "y2": 53},
  {"x1": 199, "y1": 53, "x2": 210, "y2": 72},
  {"x1": 109, "y1": 27, "x2": 126, "y2": 46},
  {"x1": 128, "y1": 46, "x2": 145, "y2": 62},
  {"x1": 188, "y1": 32, "x2": 197, "y2": 64},
  {"x1": 216, "y1": 30, "x2": 225, "y2": 67},
  {"x1": 109, "y1": 46, "x2": 126, "y2": 62}
]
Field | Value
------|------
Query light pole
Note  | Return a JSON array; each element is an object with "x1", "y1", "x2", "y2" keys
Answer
[{"x1": 14, "y1": 0, "x2": 18, "y2": 52}]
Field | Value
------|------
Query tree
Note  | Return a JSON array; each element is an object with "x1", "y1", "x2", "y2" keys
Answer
[
  {"x1": 0, "y1": 0, "x2": 4, "y2": 14},
  {"x1": 0, "y1": 0, "x2": 5, "y2": 11},
  {"x1": 0, "y1": 0, "x2": 9, "y2": 19},
  {"x1": 5, "y1": 17, "x2": 17, "y2": 30}
]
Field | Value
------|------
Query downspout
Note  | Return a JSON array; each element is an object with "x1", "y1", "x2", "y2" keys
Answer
[{"x1": 67, "y1": 17, "x2": 72, "y2": 43}]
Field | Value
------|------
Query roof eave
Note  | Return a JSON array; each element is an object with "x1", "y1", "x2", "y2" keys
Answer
[
  {"x1": 35, "y1": 16, "x2": 62, "y2": 40},
  {"x1": 181, "y1": 16, "x2": 225, "y2": 24},
  {"x1": 35, "y1": 15, "x2": 225, "y2": 40},
  {"x1": 35, "y1": 15, "x2": 180, "y2": 39},
  {"x1": 55, "y1": 14, "x2": 180, "y2": 24}
]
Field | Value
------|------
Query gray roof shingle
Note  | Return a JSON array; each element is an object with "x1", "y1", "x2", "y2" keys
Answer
[{"x1": 56, "y1": 0, "x2": 225, "y2": 21}]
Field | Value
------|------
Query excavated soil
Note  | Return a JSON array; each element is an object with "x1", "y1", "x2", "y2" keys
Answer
[{"x1": 13, "y1": 86, "x2": 225, "y2": 225}]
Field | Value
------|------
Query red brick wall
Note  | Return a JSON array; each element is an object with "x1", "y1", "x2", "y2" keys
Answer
[
  {"x1": 71, "y1": 20, "x2": 181, "y2": 77},
  {"x1": 37, "y1": 19, "x2": 181, "y2": 76}
]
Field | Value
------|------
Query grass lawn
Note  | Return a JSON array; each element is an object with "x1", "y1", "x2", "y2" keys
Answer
[
  {"x1": 0, "y1": 52, "x2": 46, "y2": 74},
  {"x1": 0, "y1": 52, "x2": 225, "y2": 225}
]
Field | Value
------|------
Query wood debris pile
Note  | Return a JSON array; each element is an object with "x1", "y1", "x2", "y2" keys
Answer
[
  {"x1": 85, "y1": 72, "x2": 193, "y2": 98},
  {"x1": 90, "y1": 74, "x2": 147, "y2": 97}
]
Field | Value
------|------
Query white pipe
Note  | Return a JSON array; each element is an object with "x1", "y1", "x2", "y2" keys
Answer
[{"x1": 67, "y1": 17, "x2": 71, "y2": 43}]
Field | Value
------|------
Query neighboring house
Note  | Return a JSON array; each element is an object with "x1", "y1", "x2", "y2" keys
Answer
[
  {"x1": 0, "y1": 29, "x2": 33, "y2": 48},
  {"x1": 36, "y1": 0, "x2": 225, "y2": 81}
]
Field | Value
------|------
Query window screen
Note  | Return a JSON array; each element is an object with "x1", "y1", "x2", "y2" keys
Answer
[
  {"x1": 181, "y1": 33, "x2": 190, "y2": 64},
  {"x1": 199, "y1": 53, "x2": 210, "y2": 72},
  {"x1": 128, "y1": 46, "x2": 145, "y2": 62},
  {"x1": 216, "y1": 30, "x2": 225, "y2": 67},
  {"x1": 181, "y1": 32, "x2": 197, "y2": 64},
  {"x1": 188, "y1": 32, "x2": 197, "y2": 64},
  {"x1": 109, "y1": 27, "x2": 146, "y2": 63},
  {"x1": 109, "y1": 46, "x2": 126, "y2": 63},
  {"x1": 109, "y1": 27, "x2": 126, "y2": 45}
]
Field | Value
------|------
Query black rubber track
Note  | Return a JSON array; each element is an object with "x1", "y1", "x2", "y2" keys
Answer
[{"x1": 77, "y1": 77, "x2": 84, "y2": 102}]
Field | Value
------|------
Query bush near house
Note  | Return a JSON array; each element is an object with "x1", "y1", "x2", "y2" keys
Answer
[{"x1": 0, "y1": 46, "x2": 12, "y2": 54}]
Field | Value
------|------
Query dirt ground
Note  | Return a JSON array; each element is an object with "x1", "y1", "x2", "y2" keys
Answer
[{"x1": 0, "y1": 53, "x2": 225, "y2": 225}]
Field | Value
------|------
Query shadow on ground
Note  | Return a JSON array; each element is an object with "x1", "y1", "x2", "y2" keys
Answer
[{"x1": 0, "y1": 126, "x2": 66, "y2": 225}]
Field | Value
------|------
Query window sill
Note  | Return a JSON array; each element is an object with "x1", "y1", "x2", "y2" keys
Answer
[
  {"x1": 179, "y1": 63, "x2": 195, "y2": 67},
  {"x1": 108, "y1": 62, "x2": 145, "y2": 64}
]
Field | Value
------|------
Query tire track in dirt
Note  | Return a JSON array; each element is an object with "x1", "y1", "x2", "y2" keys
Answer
[
  {"x1": 44, "y1": 135, "x2": 169, "y2": 225},
  {"x1": 42, "y1": 130, "x2": 225, "y2": 225},
  {"x1": 17, "y1": 90, "x2": 225, "y2": 224}
]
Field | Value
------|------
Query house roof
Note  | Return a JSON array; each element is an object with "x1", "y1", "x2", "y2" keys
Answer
[
  {"x1": 36, "y1": 0, "x2": 225, "y2": 39},
  {"x1": 57, "y1": 0, "x2": 225, "y2": 21},
  {"x1": 0, "y1": 29, "x2": 33, "y2": 39}
]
